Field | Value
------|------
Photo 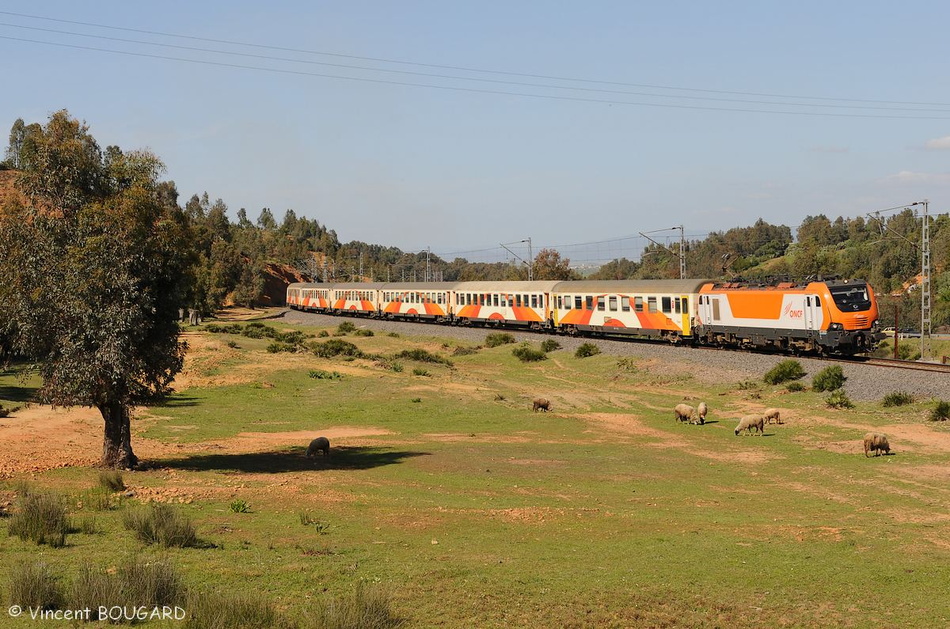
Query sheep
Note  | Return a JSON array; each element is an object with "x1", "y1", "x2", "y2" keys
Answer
[
  {"x1": 734, "y1": 414, "x2": 765, "y2": 436},
  {"x1": 533, "y1": 398, "x2": 551, "y2": 412},
  {"x1": 306, "y1": 436, "x2": 330, "y2": 458},
  {"x1": 673, "y1": 403, "x2": 695, "y2": 423},
  {"x1": 763, "y1": 408, "x2": 782, "y2": 425},
  {"x1": 864, "y1": 433, "x2": 891, "y2": 457},
  {"x1": 696, "y1": 402, "x2": 708, "y2": 425}
]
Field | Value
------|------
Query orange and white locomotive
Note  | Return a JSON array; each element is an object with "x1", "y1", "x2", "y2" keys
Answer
[{"x1": 287, "y1": 277, "x2": 882, "y2": 355}]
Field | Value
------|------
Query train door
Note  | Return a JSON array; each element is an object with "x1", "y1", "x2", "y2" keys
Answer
[
  {"x1": 680, "y1": 295, "x2": 690, "y2": 335},
  {"x1": 804, "y1": 295, "x2": 821, "y2": 331}
]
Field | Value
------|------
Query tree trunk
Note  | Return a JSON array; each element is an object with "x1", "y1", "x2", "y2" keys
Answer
[{"x1": 99, "y1": 401, "x2": 138, "y2": 468}]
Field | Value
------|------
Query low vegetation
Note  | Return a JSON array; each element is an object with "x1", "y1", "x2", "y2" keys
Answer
[
  {"x1": 825, "y1": 389, "x2": 855, "y2": 409},
  {"x1": 484, "y1": 332, "x2": 516, "y2": 348},
  {"x1": 931, "y1": 400, "x2": 950, "y2": 422},
  {"x1": 8, "y1": 490, "x2": 71, "y2": 547},
  {"x1": 574, "y1": 342, "x2": 601, "y2": 358},
  {"x1": 122, "y1": 503, "x2": 200, "y2": 548},
  {"x1": 811, "y1": 365, "x2": 846, "y2": 392},
  {"x1": 882, "y1": 391, "x2": 914, "y2": 407},
  {"x1": 763, "y1": 359, "x2": 805, "y2": 384},
  {"x1": 511, "y1": 343, "x2": 547, "y2": 362}
]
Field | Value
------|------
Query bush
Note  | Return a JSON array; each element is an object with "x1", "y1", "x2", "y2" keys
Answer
[
  {"x1": 311, "y1": 339, "x2": 365, "y2": 359},
  {"x1": 267, "y1": 342, "x2": 297, "y2": 353},
  {"x1": 931, "y1": 400, "x2": 950, "y2": 422},
  {"x1": 71, "y1": 557, "x2": 185, "y2": 619},
  {"x1": 8, "y1": 491, "x2": 71, "y2": 547},
  {"x1": 763, "y1": 359, "x2": 805, "y2": 384},
  {"x1": 540, "y1": 339, "x2": 561, "y2": 353},
  {"x1": 812, "y1": 365, "x2": 846, "y2": 392},
  {"x1": 8, "y1": 561, "x2": 64, "y2": 611},
  {"x1": 185, "y1": 589, "x2": 290, "y2": 629},
  {"x1": 122, "y1": 503, "x2": 199, "y2": 548},
  {"x1": 80, "y1": 487, "x2": 115, "y2": 512},
  {"x1": 616, "y1": 357, "x2": 638, "y2": 372},
  {"x1": 410, "y1": 398, "x2": 422, "y2": 403},
  {"x1": 0, "y1": 403, "x2": 8, "y2": 418},
  {"x1": 309, "y1": 369, "x2": 343, "y2": 380},
  {"x1": 575, "y1": 343, "x2": 601, "y2": 359},
  {"x1": 336, "y1": 321, "x2": 357, "y2": 334},
  {"x1": 897, "y1": 343, "x2": 921, "y2": 361},
  {"x1": 229, "y1": 499, "x2": 251, "y2": 513},
  {"x1": 411, "y1": 368, "x2": 430, "y2": 377},
  {"x1": 882, "y1": 391, "x2": 914, "y2": 407},
  {"x1": 785, "y1": 381, "x2": 806, "y2": 393},
  {"x1": 353, "y1": 328, "x2": 374, "y2": 337},
  {"x1": 737, "y1": 379, "x2": 760, "y2": 391},
  {"x1": 392, "y1": 348, "x2": 453, "y2": 366},
  {"x1": 318, "y1": 330, "x2": 330, "y2": 338},
  {"x1": 512, "y1": 343, "x2": 547, "y2": 363},
  {"x1": 825, "y1": 389, "x2": 855, "y2": 409},
  {"x1": 307, "y1": 581, "x2": 403, "y2": 629},
  {"x1": 484, "y1": 333, "x2": 516, "y2": 348},
  {"x1": 451, "y1": 345, "x2": 479, "y2": 356},
  {"x1": 99, "y1": 470, "x2": 126, "y2": 492}
]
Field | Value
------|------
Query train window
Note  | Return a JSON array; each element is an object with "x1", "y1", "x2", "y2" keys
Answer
[
  {"x1": 815, "y1": 296, "x2": 821, "y2": 307},
  {"x1": 712, "y1": 299, "x2": 720, "y2": 321},
  {"x1": 514, "y1": 295, "x2": 521, "y2": 307},
  {"x1": 585, "y1": 296, "x2": 593, "y2": 310},
  {"x1": 634, "y1": 296, "x2": 643, "y2": 312},
  {"x1": 596, "y1": 297, "x2": 605, "y2": 311},
  {"x1": 492, "y1": 294, "x2": 498, "y2": 307},
  {"x1": 530, "y1": 295, "x2": 537, "y2": 308},
  {"x1": 662, "y1": 297, "x2": 672, "y2": 312},
  {"x1": 682, "y1": 297, "x2": 688, "y2": 312},
  {"x1": 648, "y1": 297, "x2": 658, "y2": 313},
  {"x1": 609, "y1": 296, "x2": 617, "y2": 311},
  {"x1": 621, "y1": 298, "x2": 630, "y2": 312},
  {"x1": 574, "y1": 296, "x2": 582, "y2": 310}
]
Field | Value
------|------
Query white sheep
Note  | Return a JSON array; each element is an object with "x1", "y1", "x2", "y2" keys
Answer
[
  {"x1": 673, "y1": 403, "x2": 695, "y2": 423},
  {"x1": 696, "y1": 402, "x2": 708, "y2": 425},
  {"x1": 734, "y1": 414, "x2": 765, "y2": 436},
  {"x1": 863, "y1": 433, "x2": 890, "y2": 457},
  {"x1": 763, "y1": 408, "x2": 782, "y2": 425}
]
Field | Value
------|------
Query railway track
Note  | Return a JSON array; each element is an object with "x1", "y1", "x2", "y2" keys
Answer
[{"x1": 858, "y1": 356, "x2": 950, "y2": 374}]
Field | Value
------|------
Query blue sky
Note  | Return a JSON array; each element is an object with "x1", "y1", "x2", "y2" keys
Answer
[{"x1": 2, "y1": 2, "x2": 949, "y2": 265}]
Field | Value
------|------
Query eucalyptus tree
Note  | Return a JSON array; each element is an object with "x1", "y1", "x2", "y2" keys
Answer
[{"x1": 0, "y1": 110, "x2": 191, "y2": 467}]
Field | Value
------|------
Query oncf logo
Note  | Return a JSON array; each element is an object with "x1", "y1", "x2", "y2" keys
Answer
[{"x1": 783, "y1": 302, "x2": 804, "y2": 318}]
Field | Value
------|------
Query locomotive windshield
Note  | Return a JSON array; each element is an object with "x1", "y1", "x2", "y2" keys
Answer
[{"x1": 828, "y1": 284, "x2": 871, "y2": 312}]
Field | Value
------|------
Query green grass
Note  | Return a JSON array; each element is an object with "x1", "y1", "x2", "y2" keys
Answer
[{"x1": 1, "y1": 325, "x2": 949, "y2": 627}]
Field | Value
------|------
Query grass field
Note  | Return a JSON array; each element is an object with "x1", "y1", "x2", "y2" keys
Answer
[{"x1": 1, "y1": 316, "x2": 949, "y2": 627}]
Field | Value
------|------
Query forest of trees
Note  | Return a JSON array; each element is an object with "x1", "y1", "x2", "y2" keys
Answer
[{"x1": 3, "y1": 112, "x2": 949, "y2": 331}]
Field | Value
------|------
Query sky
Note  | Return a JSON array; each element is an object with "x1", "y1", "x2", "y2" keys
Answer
[{"x1": 2, "y1": 1, "x2": 949, "y2": 266}]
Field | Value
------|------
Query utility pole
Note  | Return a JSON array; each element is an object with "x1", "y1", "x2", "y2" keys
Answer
[
  {"x1": 501, "y1": 238, "x2": 533, "y2": 281},
  {"x1": 639, "y1": 226, "x2": 686, "y2": 279},
  {"x1": 921, "y1": 199, "x2": 931, "y2": 361},
  {"x1": 425, "y1": 247, "x2": 430, "y2": 283}
]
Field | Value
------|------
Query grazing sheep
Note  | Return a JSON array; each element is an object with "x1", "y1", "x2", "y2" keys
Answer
[
  {"x1": 306, "y1": 436, "x2": 330, "y2": 458},
  {"x1": 673, "y1": 403, "x2": 695, "y2": 423},
  {"x1": 734, "y1": 414, "x2": 765, "y2": 436},
  {"x1": 533, "y1": 398, "x2": 551, "y2": 412},
  {"x1": 764, "y1": 408, "x2": 782, "y2": 424},
  {"x1": 697, "y1": 402, "x2": 708, "y2": 425},
  {"x1": 863, "y1": 433, "x2": 891, "y2": 457}
]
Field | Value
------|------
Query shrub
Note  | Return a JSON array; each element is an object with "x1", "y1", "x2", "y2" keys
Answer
[
  {"x1": 226, "y1": 340, "x2": 240, "y2": 349},
  {"x1": 122, "y1": 503, "x2": 199, "y2": 548},
  {"x1": 318, "y1": 330, "x2": 330, "y2": 338},
  {"x1": 616, "y1": 357, "x2": 638, "y2": 372},
  {"x1": 410, "y1": 398, "x2": 422, "y2": 403},
  {"x1": 540, "y1": 339, "x2": 561, "y2": 353},
  {"x1": 185, "y1": 589, "x2": 290, "y2": 629},
  {"x1": 99, "y1": 470, "x2": 126, "y2": 492},
  {"x1": 205, "y1": 323, "x2": 245, "y2": 335},
  {"x1": 882, "y1": 391, "x2": 914, "y2": 407},
  {"x1": 411, "y1": 368, "x2": 431, "y2": 377},
  {"x1": 512, "y1": 343, "x2": 547, "y2": 363},
  {"x1": 8, "y1": 561, "x2": 64, "y2": 611},
  {"x1": 308, "y1": 581, "x2": 403, "y2": 629},
  {"x1": 763, "y1": 359, "x2": 805, "y2": 384},
  {"x1": 353, "y1": 328, "x2": 374, "y2": 337},
  {"x1": 825, "y1": 389, "x2": 855, "y2": 409},
  {"x1": 311, "y1": 339, "x2": 365, "y2": 359},
  {"x1": 897, "y1": 343, "x2": 921, "y2": 361},
  {"x1": 387, "y1": 332, "x2": 400, "y2": 338},
  {"x1": 931, "y1": 400, "x2": 950, "y2": 422},
  {"x1": 8, "y1": 491, "x2": 71, "y2": 547},
  {"x1": 575, "y1": 343, "x2": 601, "y2": 359},
  {"x1": 309, "y1": 369, "x2": 343, "y2": 380},
  {"x1": 71, "y1": 557, "x2": 185, "y2": 619},
  {"x1": 80, "y1": 488, "x2": 115, "y2": 512},
  {"x1": 785, "y1": 381, "x2": 806, "y2": 392},
  {"x1": 229, "y1": 499, "x2": 251, "y2": 513},
  {"x1": 392, "y1": 348, "x2": 453, "y2": 366},
  {"x1": 267, "y1": 342, "x2": 297, "y2": 353},
  {"x1": 812, "y1": 365, "x2": 847, "y2": 392},
  {"x1": 484, "y1": 333, "x2": 516, "y2": 348},
  {"x1": 336, "y1": 321, "x2": 357, "y2": 335},
  {"x1": 452, "y1": 346, "x2": 479, "y2": 356},
  {"x1": 0, "y1": 403, "x2": 8, "y2": 418},
  {"x1": 737, "y1": 379, "x2": 760, "y2": 391}
]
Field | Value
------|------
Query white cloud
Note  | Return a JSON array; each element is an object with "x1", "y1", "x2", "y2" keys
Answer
[
  {"x1": 925, "y1": 136, "x2": 950, "y2": 150},
  {"x1": 883, "y1": 170, "x2": 950, "y2": 184}
]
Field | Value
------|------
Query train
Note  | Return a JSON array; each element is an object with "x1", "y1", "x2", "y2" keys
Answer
[{"x1": 286, "y1": 278, "x2": 884, "y2": 356}]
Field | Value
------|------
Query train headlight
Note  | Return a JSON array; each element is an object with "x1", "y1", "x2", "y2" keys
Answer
[
  {"x1": 873, "y1": 320, "x2": 879, "y2": 327},
  {"x1": 829, "y1": 323, "x2": 844, "y2": 331}
]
